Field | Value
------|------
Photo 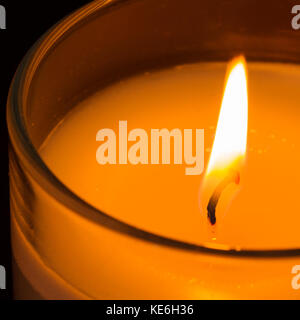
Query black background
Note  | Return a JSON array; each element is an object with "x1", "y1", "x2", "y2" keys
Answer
[{"x1": 0, "y1": 0, "x2": 91, "y2": 301}]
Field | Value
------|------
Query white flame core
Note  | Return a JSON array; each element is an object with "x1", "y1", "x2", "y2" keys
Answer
[{"x1": 207, "y1": 58, "x2": 248, "y2": 175}]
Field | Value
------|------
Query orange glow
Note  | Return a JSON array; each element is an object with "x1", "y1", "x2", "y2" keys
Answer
[{"x1": 206, "y1": 56, "x2": 248, "y2": 176}]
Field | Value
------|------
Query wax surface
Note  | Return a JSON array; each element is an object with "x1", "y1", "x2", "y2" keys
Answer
[{"x1": 40, "y1": 62, "x2": 300, "y2": 250}]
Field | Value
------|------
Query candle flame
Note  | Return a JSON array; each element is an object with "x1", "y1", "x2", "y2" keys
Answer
[
  {"x1": 201, "y1": 56, "x2": 248, "y2": 228},
  {"x1": 207, "y1": 56, "x2": 248, "y2": 176}
]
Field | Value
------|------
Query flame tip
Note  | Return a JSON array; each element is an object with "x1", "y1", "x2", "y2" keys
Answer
[{"x1": 206, "y1": 55, "x2": 248, "y2": 176}]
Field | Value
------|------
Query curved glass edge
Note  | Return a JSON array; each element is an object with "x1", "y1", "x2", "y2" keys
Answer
[{"x1": 6, "y1": 0, "x2": 300, "y2": 258}]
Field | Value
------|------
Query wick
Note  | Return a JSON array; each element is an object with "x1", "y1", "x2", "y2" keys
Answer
[{"x1": 207, "y1": 170, "x2": 240, "y2": 225}]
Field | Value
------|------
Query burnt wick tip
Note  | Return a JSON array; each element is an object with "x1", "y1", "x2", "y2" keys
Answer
[
  {"x1": 207, "y1": 170, "x2": 240, "y2": 226},
  {"x1": 207, "y1": 204, "x2": 217, "y2": 225}
]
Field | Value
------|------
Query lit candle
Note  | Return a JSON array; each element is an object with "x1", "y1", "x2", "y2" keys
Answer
[
  {"x1": 10, "y1": 57, "x2": 300, "y2": 299},
  {"x1": 40, "y1": 57, "x2": 300, "y2": 248}
]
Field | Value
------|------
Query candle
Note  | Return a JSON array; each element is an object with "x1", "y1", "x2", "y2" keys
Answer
[
  {"x1": 11, "y1": 58, "x2": 300, "y2": 299},
  {"x1": 41, "y1": 59, "x2": 300, "y2": 249}
]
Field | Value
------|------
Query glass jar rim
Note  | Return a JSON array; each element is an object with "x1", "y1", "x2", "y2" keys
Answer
[{"x1": 7, "y1": 0, "x2": 300, "y2": 258}]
